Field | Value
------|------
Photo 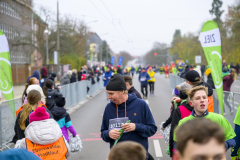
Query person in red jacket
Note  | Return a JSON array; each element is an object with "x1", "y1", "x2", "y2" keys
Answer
[{"x1": 223, "y1": 68, "x2": 236, "y2": 115}]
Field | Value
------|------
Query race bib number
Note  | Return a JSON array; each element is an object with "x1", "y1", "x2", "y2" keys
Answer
[
  {"x1": 140, "y1": 76, "x2": 146, "y2": 81},
  {"x1": 109, "y1": 117, "x2": 129, "y2": 133}
]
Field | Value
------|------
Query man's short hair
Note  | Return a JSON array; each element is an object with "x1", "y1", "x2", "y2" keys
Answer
[
  {"x1": 187, "y1": 86, "x2": 208, "y2": 100},
  {"x1": 176, "y1": 119, "x2": 225, "y2": 156},
  {"x1": 108, "y1": 141, "x2": 146, "y2": 160},
  {"x1": 123, "y1": 75, "x2": 132, "y2": 86}
]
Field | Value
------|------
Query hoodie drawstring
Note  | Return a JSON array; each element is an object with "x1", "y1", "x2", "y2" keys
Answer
[{"x1": 116, "y1": 101, "x2": 126, "y2": 118}]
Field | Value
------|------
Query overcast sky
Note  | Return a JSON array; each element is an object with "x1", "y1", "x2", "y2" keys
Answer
[{"x1": 34, "y1": 0, "x2": 236, "y2": 56}]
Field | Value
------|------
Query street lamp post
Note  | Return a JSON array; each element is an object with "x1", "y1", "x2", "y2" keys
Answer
[{"x1": 44, "y1": 28, "x2": 49, "y2": 64}]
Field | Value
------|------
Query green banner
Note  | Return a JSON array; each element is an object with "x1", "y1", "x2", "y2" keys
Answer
[
  {"x1": 0, "y1": 30, "x2": 15, "y2": 118},
  {"x1": 199, "y1": 21, "x2": 223, "y2": 115}
]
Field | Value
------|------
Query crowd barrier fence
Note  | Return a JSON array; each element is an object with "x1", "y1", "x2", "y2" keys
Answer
[
  {"x1": 169, "y1": 74, "x2": 240, "y2": 127},
  {"x1": 0, "y1": 76, "x2": 104, "y2": 150}
]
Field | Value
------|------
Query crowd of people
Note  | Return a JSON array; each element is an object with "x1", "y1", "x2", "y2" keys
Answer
[{"x1": 1, "y1": 60, "x2": 240, "y2": 160}]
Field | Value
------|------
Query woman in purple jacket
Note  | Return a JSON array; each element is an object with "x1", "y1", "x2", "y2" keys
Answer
[{"x1": 223, "y1": 68, "x2": 236, "y2": 115}]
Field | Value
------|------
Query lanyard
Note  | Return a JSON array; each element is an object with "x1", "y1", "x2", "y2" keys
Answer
[{"x1": 116, "y1": 101, "x2": 126, "y2": 118}]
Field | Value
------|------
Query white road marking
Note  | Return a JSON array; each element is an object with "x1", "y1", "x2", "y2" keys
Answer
[
  {"x1": 235, "y1": 86, "x2": 240, "y2": 88},
  {"x1": 153, "y1": 140, "x2": 163, "y2": 157}
]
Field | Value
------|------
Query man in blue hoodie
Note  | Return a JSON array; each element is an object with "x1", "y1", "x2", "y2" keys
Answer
[
  {"x1": 138, "y1": 68, "x2": 150, "y2": 99},
  {"x1": 101, "y1": 74, "x2": 157, "y2": 159}
]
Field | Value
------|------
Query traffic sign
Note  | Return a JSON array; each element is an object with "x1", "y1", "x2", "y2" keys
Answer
[{"x1": 195, "y1": 56, "x2": 201, "y2": 64}]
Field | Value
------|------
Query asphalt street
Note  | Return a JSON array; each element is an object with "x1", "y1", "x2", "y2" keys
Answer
[{"x1": 68, "y1": 73, "x2": 234, "y2": 160}]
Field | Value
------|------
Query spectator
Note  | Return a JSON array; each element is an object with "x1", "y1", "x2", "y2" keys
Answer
[
  {"x1": 15, "y1": 107, "x2": 71, "y2": 160},
  {"x1": 51, "y1": 96, "x2": 77, "y2": 141},
  {"x1": 174, "y1": 119, "x2": 226, "y2": 160},
  {"x1": 27, "y1": 70, "x2": 40, "y2": 84},
  {"x1": 223, "y1": 68, "x2": 236, "y2": 115},
  {"x1": 40, "y1": 66, "x2": 48, "y2": 87},
  {"x1": 0, "y1": 149, "x2": 40, "y2": 160},
  {"x1": 70, "y1": 69, "x2": 77, "y2": 83},
  {"x1": 123, "y1": 75, "x2": 142, "y2": 99},
  {"x1": 173, "y1": 86, "x2": 236, "y2": 152},
  {"x1": 40, "y1": 66, "x2": 48, "y2": 78},
  {"x1": 185, "y1": 70, "x2": 214, "y2": 112},
  {"x1": 60, "y1": 70, "x2": 72, "y2": 86},
  {"x1": 236, "y1": 63, "x2": 239, "y2": 76},
  {"x1": 22, "y1": 77, "x2": 39, "y2": 103},
  {"x1": 13, "y1": 90, "x2": 53, "y2": 143},
  {"x1": 78, "y1": 67, "x2": 83, "y2": 81},
  {"x1": 206, "y1": 66, "x2": 215, "y2": 89},
  {"x1": 201, "y1": 64, "x2": 205, "y2": 80},
  {"x1": 42, "y1": 79, "x2": 63, "y2": 111},
  {"x1": 117, "y1": 65, "x2": 122, "y2": 75},
  {"x1": 101, "y1": 74, "x2": 157, "y2": 159},
  {"x1": 169, "y1": 83, "x2": 192, "y2": 157},
  {"x1": 108, "y1": 141, "x2": 146, "y2": 160}
]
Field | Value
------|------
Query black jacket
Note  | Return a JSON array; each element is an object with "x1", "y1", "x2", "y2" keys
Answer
[
  {"x1": 207, "y1": 73, "x2": 215, "y2": 89},
  {"x1": 77, "y1": 71, "x2": 82, "y2": 81},
  {"x1": 70, "y1": 73, "x2": 77, "y2": 83},
  {"x1": 12, "y1": 107, "x2": 53, "y2": 143},
  {"x1": 162, "y1": 102, "x2": 175, "y2": 128},
  {"x1": 46, "y1": 88, "x2": 63, "y2": 110},
  {"x1": 128, "y1": 86, "x2": 142, "y2": 99},
  {"x1": 195, "y1": 81, "x2": 213, "y2": 96},
  {"x1": 169, "y1": 101, "x2": 193, "y2": 157}
]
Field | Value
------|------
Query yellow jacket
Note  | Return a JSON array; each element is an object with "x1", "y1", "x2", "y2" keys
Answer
[
  {"x1": 206, "y1": 68, "x2": 211, "y2": 77},
  {"x1": 148, "y1": 71, "x2": 155, "y2": 82}
]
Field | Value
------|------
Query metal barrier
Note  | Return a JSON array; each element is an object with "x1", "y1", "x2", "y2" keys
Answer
[
  {"x1": 169, "y1": 74, "x2": 240, "y2": 127},
  {"x1": 0, "y1": 76, "x2": 104, "y2": 150},
  {"x1": 169, "y1": 74, "x2": 185, "y2": 89}
]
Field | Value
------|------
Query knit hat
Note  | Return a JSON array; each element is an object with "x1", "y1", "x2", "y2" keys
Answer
[
  {"x1": 29, "y1": 107, "x2": 50, "y2": 123},
  {"x1": 179, "y1": 83, "x2": 192, "y2": 99},
  {"x1": 51, "y1": 73, "x2": 56, "y2": 78},
  {"x1": 194, "y1": 68, "x2": 202, "y2": 77},
  {"x1": 106, "y1": 74, "x2": 127, "y2": 91},
  {"x1": 56, "y1": 96, "x2": 66, "y2": 107},
  {"x1": 185, "y1": 70, "x2": 200, "y2": 82},
  {"x1": 26, "y1": 85, "x2": 46, "y2": 104}
]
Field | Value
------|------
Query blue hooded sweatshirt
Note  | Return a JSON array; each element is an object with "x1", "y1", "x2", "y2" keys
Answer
[
  {"x1": 27, "y1": 70, "x2": 40, "y2": 83},
  {"x1": 0, "y1": 149, "x2": 41, "y2": 160},
  {"x1": 101, "y1": 94, "x2": 157, "y2": 152},
  {"x1": 138, "y1": 72, "x2": 150, "y2": 85}
]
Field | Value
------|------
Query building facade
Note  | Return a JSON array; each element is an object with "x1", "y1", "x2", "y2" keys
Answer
[{"x1": 0, "y1": 0, "x2": 34, "y2": 84}]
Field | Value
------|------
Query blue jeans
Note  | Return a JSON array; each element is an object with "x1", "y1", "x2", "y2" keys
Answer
[{"x1": 231, "y1": 124, "x2": 240, "y2": 157}]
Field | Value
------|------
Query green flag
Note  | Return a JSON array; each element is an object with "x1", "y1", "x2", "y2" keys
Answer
[
  {"x1": 199, "y1": 21, "x2": 223, "y2": 115},
  {"x1": 0, "y1": 30, "x2": 15, "y2": 118}
]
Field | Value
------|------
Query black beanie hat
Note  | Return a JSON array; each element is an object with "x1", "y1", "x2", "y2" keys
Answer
[
  {"x1": 56, "y1": 96, "x2": 66, "y2": 107},
  {"x1": 185, "y1": 70, "x2": 200, "y2": 82},
  {"x1": 179, "y1": 91, "x2": 188, "y2": 100},
  {"x1": 106, "y1": 74, "x2": 127, "y2": 91}
]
